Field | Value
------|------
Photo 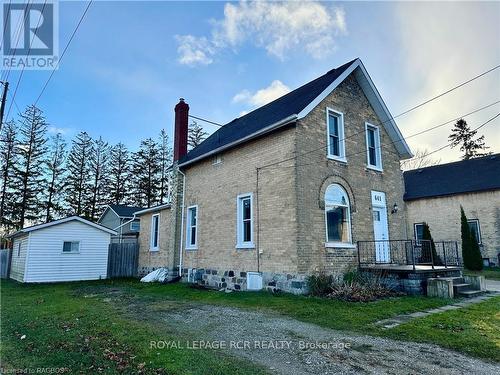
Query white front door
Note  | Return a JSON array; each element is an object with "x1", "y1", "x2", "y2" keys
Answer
[{"x1": 371, "y1": 191, "x2": 390, "y2": 263}]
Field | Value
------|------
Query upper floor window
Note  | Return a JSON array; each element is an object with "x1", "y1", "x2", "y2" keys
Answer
[
  {"x1": 467, "y1": 219, "x2": 482, "y2": 244},
  {"x1": 326, "y1": 108, "x2": 346, "y2": 161},
  {"x1": 324, "y1": 184, "x2": 351, "y2": 245},
  {"x1": 150, "y1": 214, "x2": 160, "y2": 251},
  {"x1": 365, "y1": 123, "x2": 382, "y2": 170},
  {"x1": 236, "y1": 193, "x2": 254, "y2": 249},
  {"x1": 186, "y1": 205, "x2": 198, "y2": 249}
]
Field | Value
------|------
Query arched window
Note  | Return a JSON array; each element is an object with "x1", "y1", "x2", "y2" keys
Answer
[{"x1": 325, "y1": 184, "x2": 351, "y2": 244}]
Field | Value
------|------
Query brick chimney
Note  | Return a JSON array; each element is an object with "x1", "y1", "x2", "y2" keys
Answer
[{"x1": 173, "y1": 98, "x2": 189, "y2": 162}]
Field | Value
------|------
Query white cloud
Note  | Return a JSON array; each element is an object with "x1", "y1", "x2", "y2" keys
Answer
[
  {"x1": 393, "y1": 2, "x2": 500, "y2": 162},
  {"x1": 233, "y1": 80, "x2": 291, "y2": 108},
  {"x1": 177, "y1": 1, "x2": 347, "y2": 66},
  {"x1": 48, "y1": 126, "x2": 72, "y2": 135}
]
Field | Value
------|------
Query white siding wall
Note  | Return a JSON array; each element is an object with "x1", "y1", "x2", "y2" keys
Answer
[
  {"x1": 10, "y1": 234, "x2": 29, "y2": 282},
  {"x1": 24, "y1": 221, "x2": 111, "y2": 282}
]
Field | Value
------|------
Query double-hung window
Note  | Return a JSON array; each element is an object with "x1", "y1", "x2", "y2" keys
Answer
[
  {"x1": 467, "y1": 219, "x2": 482, "y2": 244},
  {"x1": 150, "y1": 214, "x2": 160, "y2": 251},
  {"x1": 237, "y1": 193, "x2": 254, "y2": 248},
  {"x1": 186, "y1": 205, "x2": 198, "y2": 249},
  {"x1": 414, "y1": 223, "x2": 424, "y2": 244},
  {"x1": 365, "y1": 123, "x2": 382, "y2": 170},
  {"x1": 326, "y1": 108, "x2": 346, "y2": 161}
]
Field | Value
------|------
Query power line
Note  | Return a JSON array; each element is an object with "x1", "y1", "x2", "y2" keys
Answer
[
  {"x1": 5, "y1": 0, "x2": 47, "y2": 120},
  {"x1": 260, "y1": 103, "x2": 500, "y2": 171},
  {"x1": 189, "y1": 114, "x2": 223, "y2": 127},
  {"x1": 256, "y1": 64, "x2": 500, "y2": 171},
  {"x1": 0, "y1": 0, "x2": 13, "y2": 51},
  {"x1": 33, "y1": 0, "x2": 93, "y2": 106}
]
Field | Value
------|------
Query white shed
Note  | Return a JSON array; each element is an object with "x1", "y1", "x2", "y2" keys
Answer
[{"x1": 9, "y1": 216, "x2": 116, "y2": 283}]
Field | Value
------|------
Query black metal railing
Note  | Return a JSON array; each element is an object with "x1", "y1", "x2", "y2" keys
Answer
[{"x1": 357, "y1": 240, "x2": 461, "y2": 271}]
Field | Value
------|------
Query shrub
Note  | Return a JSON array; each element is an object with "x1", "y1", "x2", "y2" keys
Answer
[
  {"x1": 328, "y1": 281, "x2": 403, "y2": 302},
  {"x1": 460, "y1": 206, "x2": 483, "y2": 271},
  {"x1": 307, "y1": 273, "x2": 334, "y2": 296}
]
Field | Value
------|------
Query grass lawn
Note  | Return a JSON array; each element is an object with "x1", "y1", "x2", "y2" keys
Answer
[
  {"x1": 465, "y1": 267, "x2": 500, "y2": 281},
  {"x1": 0, "y1": 280, "x2": 267, "y2": 374},
  {"x1": 2, "y1": 279, "x2": 499, "y2": 373}
]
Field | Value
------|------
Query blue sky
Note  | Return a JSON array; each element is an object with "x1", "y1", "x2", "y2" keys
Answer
[{"x1": 6, "y1": 1, "x2": 500, "y2": 162}]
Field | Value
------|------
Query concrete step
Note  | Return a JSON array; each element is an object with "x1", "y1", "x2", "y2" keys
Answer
[
  {"x1": 457, "y1": 289, "x2": 486, "y2": 298},
  {"x1": 451, "y1": 277, "x2": 465, "y2": 285},
  {"x1": 453, "y1": 283, "x2": 471, "y2": 292}
]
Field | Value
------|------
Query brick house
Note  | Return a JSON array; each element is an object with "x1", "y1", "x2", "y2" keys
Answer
[
  {"x1": 404, "y1": 154, "x2": 500, "y2": 267},
  {"x1": 136, "y1": 58, "x2": 413, "y2": 293}
]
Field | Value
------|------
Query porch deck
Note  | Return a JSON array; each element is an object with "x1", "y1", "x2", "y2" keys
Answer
[{"x1": 359, "y1": 264, "x2": 461, "y2": 273}]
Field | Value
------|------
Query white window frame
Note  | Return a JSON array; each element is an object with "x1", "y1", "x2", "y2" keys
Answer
[
  {"x1": 186, "y1": 205, "x2": 198, "y2": 250},
  {"x1": 467, "y1": 219, "x2": 482, "y2": 244},
  {"x1": 326, "y1": 108, "x2": 346, "y2": 162},
  {"x1": 17, "y1": 242, "x2": 21, "y2": 257},
  {"x1": 236, "y1": 193, "x2": 255, "y2": 249},
  {"x1": 365, "y1": 122, "x2": 383, "y2": 171},
  {"x1": 414, "y1": 222, "x2": 425, "y2": 244},
  {"x1": 212, "y1": 154, "x2": 222, "y2": 165},
  {"x1": 130, "y1": 221, "x2": 140, "y2": 232},
  {"x1": 324, "y1": 184, "x2": 353, "y2": 248},
  {"x1": 150, "y1": 213, "x2": 160, "y2": 251},
  {"x1": 62, "y1": 241, "x2": 80, "y2": 254}
]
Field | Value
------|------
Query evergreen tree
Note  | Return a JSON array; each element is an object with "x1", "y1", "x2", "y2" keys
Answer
[
  {"x1": 158, "y1": 129, "x2": 172, "y2": 204},
  {"x1": 65, "y1": 132, "x2": 93, "y2": 217},
  {"x1": 421, "y1": 222, "x2": 442, "y2": 266},
  {"x1": 0, "y1": 121, "x2": 18, "y2": 228},
  {"x1": 187, "y1": 121, "x2": 208, "y2": 149},
  {"x1": 44, "y1": 133, "x2": 67, "y2": 222},
  {"x1": 12, "y1": 105, "x2": 48, "y2": 228},
  {"x1": 89, "y1": 136, "x2": 111, "y2": 220},
  {"x1": 460, "y1": 206, "x2": 483, "y2": 270},
  {"x1": 108, "y1": 142, "x2": 130, "y2": 205},
  {"x1": 449, "y1": 119, "x2": 490, "y2": 160},
  {"x1": 132, "y1": 138, "x2": 160, "y2": 208}
]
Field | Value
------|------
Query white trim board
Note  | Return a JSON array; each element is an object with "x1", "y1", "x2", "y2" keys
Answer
[{"x1": 12, "y1": 216, "x2": 117, "y2": 236}]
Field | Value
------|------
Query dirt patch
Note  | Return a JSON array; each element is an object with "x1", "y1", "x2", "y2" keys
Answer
[{"x1": 96, "y1": 287, "x2": 500, "y2": 375}]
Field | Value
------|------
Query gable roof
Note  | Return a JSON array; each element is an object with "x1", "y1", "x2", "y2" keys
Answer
[
  {"x1": 179, "y1": 58, "x2": 412, "y2": 167},
  {"x1": 105, "y1": 204, "x2": 145, "y2": 219},
  {"x1": 403, "y1": 154, "x2": 500, "y2": 201},
  {"x1": 9, "y1": 216, "x2": 117, "y2": 238}
]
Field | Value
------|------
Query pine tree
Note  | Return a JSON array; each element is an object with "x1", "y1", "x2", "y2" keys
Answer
[
  {"x1": 108, "y1": 142, "x2": 130, "y2": 205},
  {"x1": 132, "y1": 138, "x2": 160, "y2": 208},
  {"x1": 0, "y1": 121, "x2": 18, "y2": 228},
  {"x1": 449, "y1": 119, "x2": 490, "y2": 160},
  {"x1": 44, "y1": 133, "x2": 67, "y2": 222},
  {"x1": 89, "y1": 136, "x2": 111, "y2": 220},
  {"x1": 158, "y1": 129, "x2": 172, "y2": 204},
  {"x1": 65, "y1": 132, "x2": 93, "y2": 218},
  {"x1": 421, "y1": 222, "x2": 442, "y2": 266},
  {"x1": 188, "y1": 121, "x2": 208, "y2": 149},
  {"x1": 460, "y1": 206, "x2": 483, "y2": 270},
  {"x1": 12, "y1": 105, "x2": 48, "y2": 228}
]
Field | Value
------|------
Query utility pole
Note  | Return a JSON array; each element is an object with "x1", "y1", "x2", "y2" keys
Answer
[{"x1": 0, "y1": 81, "x2": 9, "y2": 133}]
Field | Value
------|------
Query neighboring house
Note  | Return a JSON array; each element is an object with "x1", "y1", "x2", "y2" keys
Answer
[
  {"x1": 404, "y1": 154, "x2": 500, "y2": 267},
  {"x1": 138, "y1": 58, "x2": 413, "y2": 293},
  {"x1": 98, "y1": 205, "x2": 144, "y2": 241},
  {"x1": 9, "y1": 216, "x2": 116, "y2": 283}
]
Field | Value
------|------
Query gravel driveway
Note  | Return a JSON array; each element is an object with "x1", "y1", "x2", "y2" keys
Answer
[{"x1": 149, "y1": 302, "x2": 499, "y2": 375}]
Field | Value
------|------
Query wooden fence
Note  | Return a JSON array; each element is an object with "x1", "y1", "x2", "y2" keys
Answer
[
  {"x1": 0, "y1": 249, "x2": 12, "y2": 279},
  {"x1": 107, "y1": 242, "x2": 139, "y2": 278}
]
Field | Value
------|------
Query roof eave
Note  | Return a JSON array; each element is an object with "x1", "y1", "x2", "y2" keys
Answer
[
  {"x1": 178, "y1": 114, "x2": 298, "y2": 168},
  {"x1": 134, "y1": 204, "x2": 172, "y2": 216}
]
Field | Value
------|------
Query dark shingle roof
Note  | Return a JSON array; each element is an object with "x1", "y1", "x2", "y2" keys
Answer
[
  {"x1": 109, "y1": 205, "x2": 145, "y2": 218},
  {"x1": 403, "y1": 154, "x2": 500, "y2": 201},
  {"x1": 179, "y1": 59, "x2": 358, "y2": 166}
]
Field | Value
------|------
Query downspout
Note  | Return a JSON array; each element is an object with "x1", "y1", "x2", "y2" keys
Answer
[
  {"x1": 114, "y1": 215, "x2": 137, "y2": 232},
  {"x1": 256, "y1": 167, "x2": 260, "y2": 272},
  {"x1": 178, "y1": 168, "x2": 186, "y2": 277}
]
